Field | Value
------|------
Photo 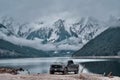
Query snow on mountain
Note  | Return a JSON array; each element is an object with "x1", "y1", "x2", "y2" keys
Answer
[
  {"x1": 27, "y1": 17, "x2": 106, "y2": 44},
  {"x1": 48, "y1": 19, "x2": 71, "y2": 42},
  {"x1": 70, "y1": 17, "x2": 107, "y2": 43},
  {"x1": 1, "y1": 16, "x2": 119, "y2": 52},
  {"x1": 0, "y1": 17, "x2": 19, "y2": 36},
  {"x1": 17, "y1": 23, "x2": 33, "y2": 38},
  {"x1": 27, "y1": 27, "x2": 53, "y2": 42},
  {"x1": 0, "y1": 24, "x2": 8, "y2": 35}
]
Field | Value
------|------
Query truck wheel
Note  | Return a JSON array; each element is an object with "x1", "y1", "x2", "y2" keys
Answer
[
  {"x1": 74, "y1": 71, "x2": 78, "y2": 74},
  {"x1": 62, "y1": 71, "x2": 66, "y2": 75},
  {"x1": 50, "y1": 71, "x2": 54, "y2": 74},
  {"x1": 63, "y1": 68, "x2": 67, "y2": 75}
]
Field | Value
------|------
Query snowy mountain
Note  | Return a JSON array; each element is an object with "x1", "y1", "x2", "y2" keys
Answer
[
  {"x1": 0, "y1": 17, "x2": 19, "y2": 36},
  {"x1": 0, "y1": 16, "x2": 119, "y2": 57},
  {"x1": 25, "y1": 17, "x2": 107, "y2": 45},
  {"x1": 17, "y1": 23, "x2": 34, "y2": 38},
  {"x1": 26, "y1": 19, "x2": 71, "y2": 43},
  {"x1": 48, "y1": 19, "x2": 71, "y2": 42},
  {"x1": 0, "y1": 23, "x2": 13, "y2": 36},
  {"x1": 70, "y1": 17, "x2": 105, "y2": 43},
  {"x1": 27, "y1": 27, "x2": 53, "y2": 43}
]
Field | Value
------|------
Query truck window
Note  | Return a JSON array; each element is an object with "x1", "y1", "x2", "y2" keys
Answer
[{"x1": 51, "y1": 65, "x2": 62, "y2": 68}]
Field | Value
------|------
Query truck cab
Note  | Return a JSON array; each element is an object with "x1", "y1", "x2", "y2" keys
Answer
[
  {"x1": 66, "y1": 60, "x2": 79, "y2": 74},
  {"x1": 49, "y1": 60, "x2": 79, "y2": 74},
  {"x1": 49, "y1": 63, "x2": 67, "y2": 74}
]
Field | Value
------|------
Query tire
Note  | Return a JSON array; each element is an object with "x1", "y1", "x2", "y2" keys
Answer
[
  {"x1": 62, "y1": 68, "x2": 67, "y2": 75},
  {"x1": 50, "y1": 71, "x2": 54, "y2": 74},
  {"x1": 62, "y1": 71, "x2": 66, "y2": 75},
  {"x1": 74, "y1": 70, "x2": 78, "y2": 74}
]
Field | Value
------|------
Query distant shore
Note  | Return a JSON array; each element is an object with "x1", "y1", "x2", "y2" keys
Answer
[{"x1": 73, "y1": 56, "x2": 120, "y2": 59}]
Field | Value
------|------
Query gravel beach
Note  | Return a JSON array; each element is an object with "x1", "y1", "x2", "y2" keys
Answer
[{"x1": 0, "y1": 73, "x2": 120, "y2": 80}]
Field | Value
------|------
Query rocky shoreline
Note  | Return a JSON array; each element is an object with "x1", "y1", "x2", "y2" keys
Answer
[
  {"x1": 0, "y1": 67, "x2": 24, "y2": 75},
  {"x1": 0, "y1": 73, "x2": 120, "y2": 80},
  {"x1": 0, "y1": 67, "x2": 120, "y2": 80}
]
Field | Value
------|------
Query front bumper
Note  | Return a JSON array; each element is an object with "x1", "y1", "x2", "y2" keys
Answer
[{"x1": 50, "y1": 68, "x2": 64, "y2": 72}]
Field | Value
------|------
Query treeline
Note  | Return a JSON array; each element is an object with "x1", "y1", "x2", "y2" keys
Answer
[{"x1": 0, "y1": 39, "x2": 50, "y2": 58}]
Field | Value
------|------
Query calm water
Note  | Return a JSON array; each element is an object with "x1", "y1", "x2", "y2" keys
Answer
[
  {"x1": 0, "y1": 57, "x2": 119, "y2": 76},
  {"x1": 81, "y1": 59, "x2": 120, "y2": 76}
]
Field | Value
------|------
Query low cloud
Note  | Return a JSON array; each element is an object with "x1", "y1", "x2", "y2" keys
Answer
[
  {"x1": 0, "y1": 32, "x2": 81, "y2": 51},
  {"x1": 0, "y1": 0, "x2": 120, "y2": 22}
]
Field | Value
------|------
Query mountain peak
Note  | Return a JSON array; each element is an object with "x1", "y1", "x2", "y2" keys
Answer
[{"x1": 54, "y1": 19, "x2": 65, "y2": 29}]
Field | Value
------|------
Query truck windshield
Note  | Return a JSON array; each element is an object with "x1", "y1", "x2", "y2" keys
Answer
[{"x1": 51, "y1": 65, "x2": 62, "y2": 68}]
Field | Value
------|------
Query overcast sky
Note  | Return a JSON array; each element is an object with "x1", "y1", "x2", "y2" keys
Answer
[{"x1": 0, "y1": 0, "x2": 120, "y2": 22}]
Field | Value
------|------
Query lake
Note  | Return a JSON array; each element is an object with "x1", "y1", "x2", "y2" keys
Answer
[{"x1": 0, "y1": 57, "x2": 120, "y2": 76}]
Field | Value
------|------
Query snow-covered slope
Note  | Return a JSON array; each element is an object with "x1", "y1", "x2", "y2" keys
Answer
[
  {"x1": 70, "y1": 17, "x2": 106, "y2": 43},
  {"x1": 48, "y1": 19, "x2": 71, "y2": 42}
]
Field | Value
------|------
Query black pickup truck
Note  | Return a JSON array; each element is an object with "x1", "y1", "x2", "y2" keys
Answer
[{"x1": 49, "y1": 60, "x2": 79, "y2": 74}]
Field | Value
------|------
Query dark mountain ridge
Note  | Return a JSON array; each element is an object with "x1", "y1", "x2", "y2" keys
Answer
[
  {"x1": 0, "y1": 39, "x2": 49, "y2": 58},
  {"x1": 73, "y1": 27, "x2": 120, "y2": 56}
]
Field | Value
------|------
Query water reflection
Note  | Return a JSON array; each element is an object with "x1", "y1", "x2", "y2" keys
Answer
[{"x1": 80, "y1": 59, "x2": 120, "y2": 76}]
